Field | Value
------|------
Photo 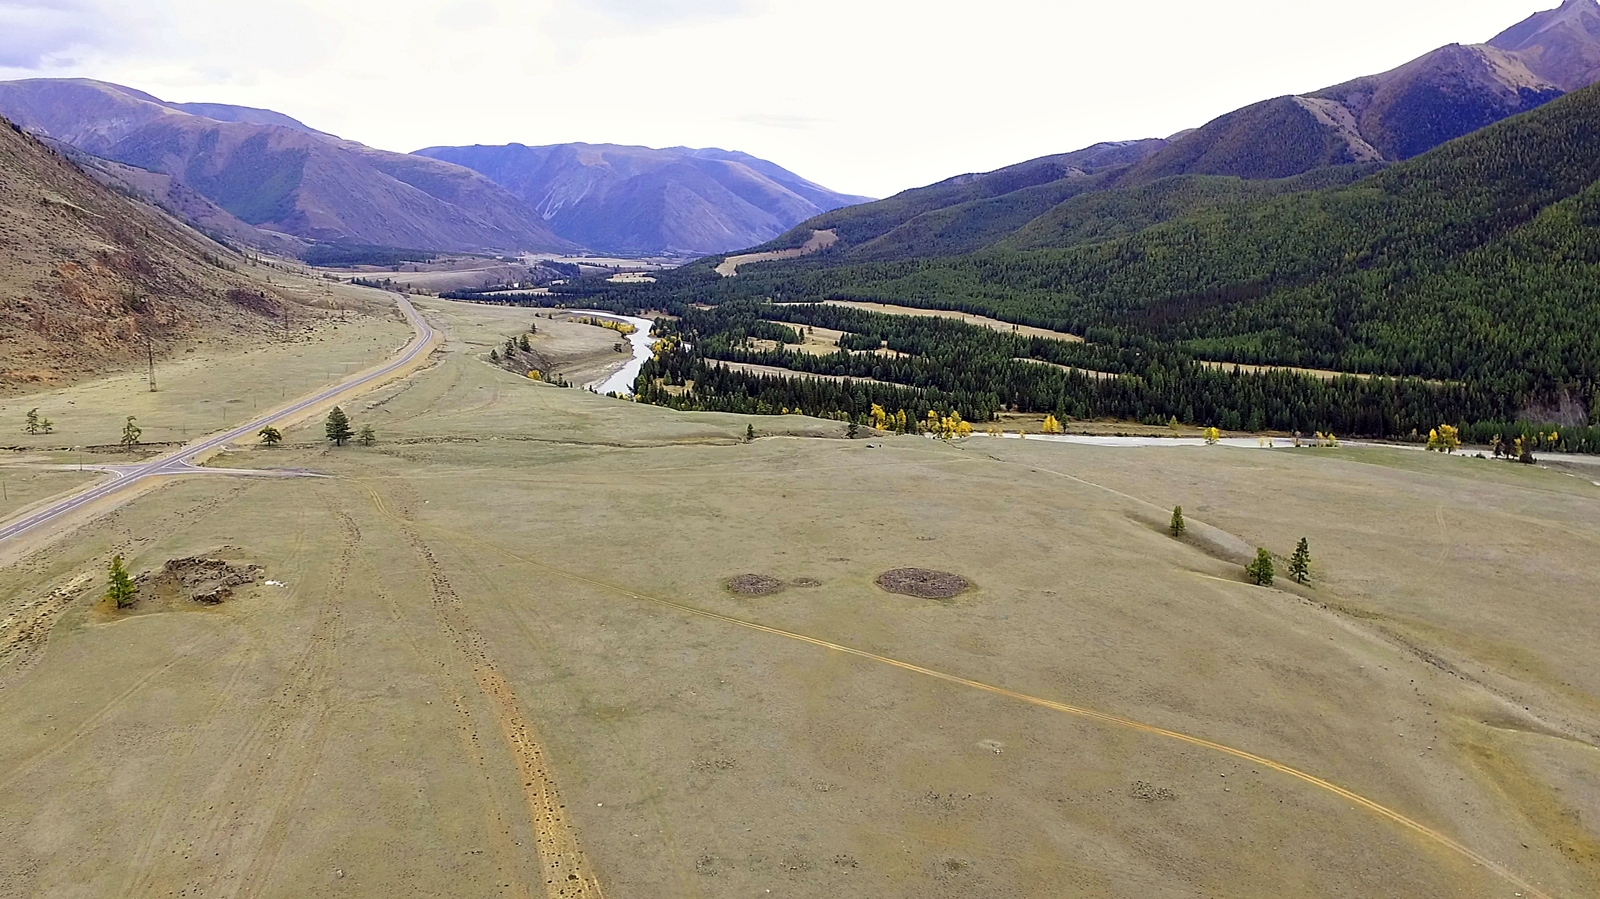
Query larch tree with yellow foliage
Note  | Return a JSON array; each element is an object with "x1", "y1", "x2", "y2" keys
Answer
[
  {"x1": 1041, "y1": 415, "x2": 1064, "y2": 434},
  {"x1": 1426, "y1": 424, "x2": 1461, "y2": 453}
]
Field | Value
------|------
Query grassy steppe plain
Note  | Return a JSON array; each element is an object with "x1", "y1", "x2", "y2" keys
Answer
[{"x1": 0, "y1": 299, "x2": 1596, "y2": 899}]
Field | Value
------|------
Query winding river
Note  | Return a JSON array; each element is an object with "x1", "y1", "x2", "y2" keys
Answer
[{"x1": 575, "y1": 312, "x2": 657, "y2": 396}]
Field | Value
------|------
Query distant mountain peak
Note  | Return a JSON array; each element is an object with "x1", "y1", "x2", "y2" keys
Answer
[
  {"x1": 414, "y1": 142, "x2": 871, "y2": 256},
  {"x1": 1489, "y1": 0, "x2": 1600, "y2": 90}
]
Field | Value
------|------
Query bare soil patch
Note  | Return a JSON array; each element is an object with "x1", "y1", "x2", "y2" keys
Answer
[
  {"x1": 727, "y1": 574, "x2": 786, "y2": 596},
  {"x1": 791, "y1": 577, "x2": 823, "y2": 588},
  {"x1": 876, "y1": 568, "x2": 971, "y2": 599}
]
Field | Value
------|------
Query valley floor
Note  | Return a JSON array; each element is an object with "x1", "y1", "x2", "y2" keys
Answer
[{"x1": 0, "y1": 300, "x2": 1597, "y2": 898}]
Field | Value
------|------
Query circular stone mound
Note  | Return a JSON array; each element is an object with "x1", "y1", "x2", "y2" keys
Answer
[
  {"x1": 876, "y1": 568, "x2": 971, "y2": 599},
  {"x1": 727, "y1": 574, "x2": 786, "y2": 596}
]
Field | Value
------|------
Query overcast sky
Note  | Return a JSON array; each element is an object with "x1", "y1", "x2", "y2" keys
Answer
[{"x1": 0, "y1": 0, "x2": 1564, "y2": 197}]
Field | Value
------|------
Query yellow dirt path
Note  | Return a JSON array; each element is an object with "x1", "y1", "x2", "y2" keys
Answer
[
  {"x1": 360, "y1": 483, "x2": 605, "y2": 899},
  {"x1": 400, "y1": 511, "x2": 1557, "y2": 899}
]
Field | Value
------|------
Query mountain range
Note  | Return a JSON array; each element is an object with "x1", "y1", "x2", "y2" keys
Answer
[
  {"x1": 415, "y1": 143, "x2": 871, "y2": 257},
  {"x1": 0, "y1": 79, "x2": 572, "y2": 256},
  {"x1": 775, "y1": 0, "x2": 1600, "y2": 264},
  {"x1": 0, "y1": 79, "x2": 869, "y2": 259}
]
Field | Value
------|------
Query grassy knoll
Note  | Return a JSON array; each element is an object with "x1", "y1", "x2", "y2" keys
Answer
[{"x1": 0, "y1": 299, "x2": 1595, "y2": 898}]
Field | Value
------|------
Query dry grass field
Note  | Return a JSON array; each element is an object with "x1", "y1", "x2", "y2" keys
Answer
[
  {"x1": 818, "y1": 300, "x2": 1087, "y2": 343},
  {"x1": 0, "y1": 298, "x2": 1596, "y2": 899}
]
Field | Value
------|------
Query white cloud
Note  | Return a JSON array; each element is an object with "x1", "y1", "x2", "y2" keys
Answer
[{"x1": 0, "y1": 0, "x2": 1565, "y2": 197}]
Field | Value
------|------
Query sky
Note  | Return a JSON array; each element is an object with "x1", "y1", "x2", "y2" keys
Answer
[{"x1": 0, "y1": 0, "x2": 1567, "y2": 198}]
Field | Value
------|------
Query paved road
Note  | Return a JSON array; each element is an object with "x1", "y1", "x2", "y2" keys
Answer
[{"x1": 0, "y1": 294, "x2": 436, "y2": 547}]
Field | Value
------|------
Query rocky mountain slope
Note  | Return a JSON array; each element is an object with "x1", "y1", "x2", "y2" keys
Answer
[
  {"x1": 1129, "y1": 0, "x2": 1599, "y2": 181},
  {"x1": 0, "y1": 116, "x2": 290, "y2": 389},
  {"x1": 0, "y1": 79, "x2": 572, "y2": 255},
  {"x1": 414, "y1": 142, "x2": 872, "y2": 256}
]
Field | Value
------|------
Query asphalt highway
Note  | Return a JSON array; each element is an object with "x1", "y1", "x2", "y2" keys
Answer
[{"x1": 0, "y1": 294, "x2": 435, "y2": 547}]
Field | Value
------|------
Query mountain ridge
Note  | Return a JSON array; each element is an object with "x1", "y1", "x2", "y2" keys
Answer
[
  {"x1": 750, "y1": 1, "x2": 1600, "y2": 265},
  {"x1": 0, "y1": 79, "x2": 575, "y2": 254},
  {"x1": 414, "y1": 141, "x2": 872, "y2": 256}
]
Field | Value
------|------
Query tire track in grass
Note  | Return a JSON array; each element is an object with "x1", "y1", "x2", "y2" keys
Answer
[
  {"x1": 363, "y1": 482, "x2": 605, "y2": 899},
  {"x1": 412, "y1": 522, "x2": 1560, "y2": 899},
  {"x1": 130, "y1": 502, "x2": 350, "y2": 899}
]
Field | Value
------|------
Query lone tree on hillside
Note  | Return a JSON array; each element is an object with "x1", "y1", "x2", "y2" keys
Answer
[
  {"x1": 1246, "y1": 548, "x2": 1275, "y2": 586},
  {"x1": 120, "y1": 416, "x2": 141, "y2": 452},
  {"x1": 1170, "y1": 506, "x2": 1186, "y2": 536},
  {"x1": 746, "y1": 424, "x2": 755, "y2": 443},
  {"x1": 1289, "y1": 538, "x2": 1312, "y2": 584},
  {"x1": 518, "y1": 334, "x2": 532, "y2": 353},
  {"x1": 356, "y1": 425, "x2": 376, "y2": 447},
  {"x1": 325, "y1": 407, "x2": 353, "y2": 446},
  {"x1": 258, "y1": 426, "x2": 282, "y2": 447},
  {"x1": 106, "y1": 555, "x2": 137, "y2": 609}
]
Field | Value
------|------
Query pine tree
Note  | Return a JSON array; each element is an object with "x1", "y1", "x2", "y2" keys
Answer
[
  {"x1": 356, "y1": 425, "x2": 377, "y2": 447},
  {"x1": 24, "y1": 408, "x2": 41, "y2": 435},
  {"x1": 106, "y1": 555, "x2": 137, "y2": 609},
  {"x1": 1289, "y1": 538, "x2": 1311, "y2": 584},
  {"x1": 40, "y1": 416, "x2": 53, "y2": 434},
  {"x1": 847, "y1": 422, "x2": 860, "y2": 439},
  {"x1": 1170, "y1": 506, "x2": 1185, "y2": 536},
  {"x1": 258, "y1": 426, "x2": 282, "y2": 447},
  {"x1": 325, "y1": 407, "x2": 353, "y2": 446},
  {"x1": 1246, "y1": 548, "x2": 1275, "y2": 586},
  {"x1": 746, "y1": 424, "x2": 755, "y2": 443},
  {"x1": 489, "y1": 348, "x2": 500, "y2": 363},
  {"x1": 518, "y1": 334, "x2": 532, "y2": 353},
  {"x1": 120, "y1": 416, "x2": 141, "y2": 452}
]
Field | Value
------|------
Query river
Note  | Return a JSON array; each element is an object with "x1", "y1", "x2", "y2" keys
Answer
[{"x1": 573, "y1": 312, "x2": 657, "y2": 396}]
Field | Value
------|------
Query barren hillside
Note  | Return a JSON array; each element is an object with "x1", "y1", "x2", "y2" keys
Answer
[{"x1": 0, "y1": 116, "x2": 291, "y2": 390}]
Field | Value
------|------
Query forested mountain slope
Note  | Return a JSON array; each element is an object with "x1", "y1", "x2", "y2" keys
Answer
[
  {"x1": 678, "y1": 81, "x2": 1600, "y2": 401},
  {"x1": 766, "y1": 1, "x2": 1600, "y2": 265},
  {"x1": 0, "y1": 117, "x2": 290, "y2": 388},
  {"x1": 413, "y1": 142, "x2": 872, "y2": 256}
]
